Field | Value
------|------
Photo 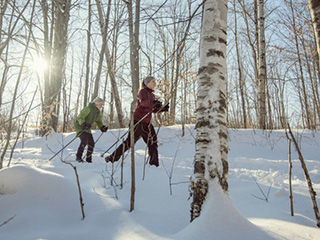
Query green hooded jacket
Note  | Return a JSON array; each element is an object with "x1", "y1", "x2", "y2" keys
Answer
[{"x1": 74, "y1": 102, "x2": 103, "y2": 135}]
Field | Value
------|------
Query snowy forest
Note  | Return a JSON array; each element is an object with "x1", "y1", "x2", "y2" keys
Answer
[{"x1": 1, "y1": 0, "x2": 320, "y2": 239}]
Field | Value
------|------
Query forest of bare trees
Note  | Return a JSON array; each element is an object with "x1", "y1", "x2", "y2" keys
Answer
[{"x1": 0, "y1": 0, "x2": 319, "y2": 165}]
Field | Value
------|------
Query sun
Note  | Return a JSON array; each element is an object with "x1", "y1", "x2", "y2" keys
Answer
[{"x1": 29, "y1": 56, "x2": 49, "y2": 75}]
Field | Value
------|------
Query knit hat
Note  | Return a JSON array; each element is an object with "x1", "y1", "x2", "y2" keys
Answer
[
  {"x1": 93, "y1": 97, "x2": 104, "y2": 104},
  {"x1": 143, "y1": 76, "x2": 155, "y2": 86}
]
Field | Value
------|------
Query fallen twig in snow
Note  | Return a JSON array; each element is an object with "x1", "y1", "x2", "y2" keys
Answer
[
  {"x1": 251, "y1": 177, "x2": 272, "y2": 202},
  {"x1": 0, "y1": 215, "x2": 16, "y2": 228}
]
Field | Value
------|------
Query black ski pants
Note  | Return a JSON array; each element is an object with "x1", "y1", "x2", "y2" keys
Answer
[
  {"x1": 76, "y1": 132, "x2": 94, "y2": 162},
  {"x1": 110, "y1": 120, "x2": 158, "y2": 164}
]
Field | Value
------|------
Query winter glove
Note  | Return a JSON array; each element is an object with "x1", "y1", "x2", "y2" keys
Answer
[
  {"x1": 100, "y1": 125, "x2": 108, "y2": 132},
  {"x1": 81, "y1": 122, "x2": 91, "y2": 130},
  {"x1": 153, "y1": 99, "x2": 162, "y2": 109},
  {"x1": 161, "y1": 102, "x2": 169, "y2": 112}
]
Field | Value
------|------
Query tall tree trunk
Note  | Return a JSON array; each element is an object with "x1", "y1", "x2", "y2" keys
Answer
[
  {"x1": 233, "y1": 0, "x2": 247, "y2": 128},
  {"x1": 92, "y1": 0, "x2": 111, "y2": 101},
  {"x1": 257, "y1": 0, "x2": 267, "y2": 129},
  {"x1": 96, "y1": 0, "x2": 125, "y2": 128},
  {"x1": 191, "y1": 0, "x2": 228, "y2": 222},
  {"x1": 127, "y1": 0, "x2": 140, "y2": 98},
  {"x1": 107, "y1": 0, "x2": 123, "y2": 126},
  {"x1": 309, "y1": 0, "x2": 320, "y2": 71},
  {"x1": 52, "y1": 0, "x2": 71, "y2": 131},
  {"x1": 301, "y1": 32, "x2": 318, "y2": 128},
  {"x1": 124, "y1": 0, "x2": 140, "y2": 212},
  {"x1": 308, "y1": 0, "x2": 320, "y2": 126},
  {"x1": 84, "y1": 0, "x2": 91, "y2": 107},
  {"x1": 40, "y1": 0, "x2": 51, "y2": 135},
  {"x1": 42, "y1": 0, "x2": 71, "y2": 134},
  {"x1": 239, "y1": 0, "x2": 258, "y2": 125},
  {"x1": 289, "y1": 0, "x2": 311, "y2": 129}
]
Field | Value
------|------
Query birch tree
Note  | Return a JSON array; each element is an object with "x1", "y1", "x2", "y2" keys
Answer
[
  {"x1": 191, "y1": 0, "x2": 228, "y2": 222},
  {"x1": 309, "y1": 0, "x2": 320, "y2": 71},
  {"x1": 257, "y1": 0, "x2": 267, "y2": 129}
]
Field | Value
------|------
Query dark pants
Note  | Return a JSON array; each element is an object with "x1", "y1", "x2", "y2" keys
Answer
[
  {"x1": 110, "y1": 121, "x2": 158, "y2": 164},
  {"x1": 76, "y1": 132, "x2": 94, "y2": 162}
]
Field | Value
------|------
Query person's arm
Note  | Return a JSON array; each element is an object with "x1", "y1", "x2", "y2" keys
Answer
[
  {"x1": 138, "y1": 89, "x2": 153, "y2": 109},
  {"x1": 152, "y1": 100, "x2": 163, "y2": 113},
  {"x1": 77, "y1": 107, "x2": 90, "y2": 125},
  {"x1": 96, "y1": 112, "x2": 108, "y2": 132},
  {"x1": 95, "y1": 112, "x2": 103, "y2": 129}
]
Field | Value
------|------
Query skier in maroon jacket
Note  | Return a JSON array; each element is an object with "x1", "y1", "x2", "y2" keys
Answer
[{"x1": 105, "y1": 76, "x2": 169, "y2": 167}]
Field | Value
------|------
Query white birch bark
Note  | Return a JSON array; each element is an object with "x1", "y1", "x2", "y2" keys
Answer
[
  {"x1": 258, "y1": 0, "x2": 267, "y2": 129},
  {"x1": 191, "y1": 0, "x2": 228, "y2": 222},
  {"x1": 309, "y1": 0, "x2": 320, "y2": 71}
]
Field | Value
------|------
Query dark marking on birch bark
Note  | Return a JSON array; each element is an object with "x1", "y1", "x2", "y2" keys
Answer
[
  {"x1": 196, "y1": 106, "x2": 206, "y2": 112},
  {"x1": 196, "y1": 119, "x2": 211, "y2": 128},
  {"x1": 196, "y1": 138, "x2": 210, "y2": 144},
  {"x1": 204, "y1": 36, "x2": 217, "y2": 42},
  {"x1": 216, "y1": 119, "x2": 227, "y2": 126},
  {"x1": 219, "y1": 37, "x2": 227, "y2": 44},
  {"x1": 207, "y1": 49, "x2": 224, "y2": 58},
  {"x1": 191, "y1": 178, "x2": 208, "y2": 222},
  {"x1": 209, "y1": 168, "x2": 216, "y2": 178},
  {"x1": 198, "y1": 62, "x2": 222, "y2": 75},
  {"x1": 194, "y1": 160, "x2": 206, "y2": 175},
  {"x1": 216, "y1": 166, "x2": 229, "y2": 192},
  {"x1": 220, "y1": 145, "x2": 229, "y2": 154},
  {"x1": 218, "y1": 131, "x2": 228, "y2": 140}
]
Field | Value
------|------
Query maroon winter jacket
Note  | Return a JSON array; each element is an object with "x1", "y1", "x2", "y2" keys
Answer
[{"x1": 134, "y1": 87, "x2": 158, "y2": 123}]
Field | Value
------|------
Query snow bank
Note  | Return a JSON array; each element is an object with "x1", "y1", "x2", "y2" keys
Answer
[
  {"x1": 0, "y1": 165, "x2": 82, "y2": 239},
  {"x1": 174, "y1": 179, "x2": 274, "y2": 240}
]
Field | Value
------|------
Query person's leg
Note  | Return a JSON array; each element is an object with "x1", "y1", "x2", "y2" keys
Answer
[
  {"x1": 76, "y1": 132, "x2": 90, "y2": 161},
  {"x1": 141, "y1": 123, "x2": 159, "y2": 167},
  {"x1": 86, "y1": 133, "x2": 95, "y2": 162},
  {"x1": 106, "y1": 122, "x2": 142, "y2": 162}
]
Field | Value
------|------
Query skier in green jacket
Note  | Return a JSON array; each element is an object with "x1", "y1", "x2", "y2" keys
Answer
[{"x1": 74, "y1": 97, "x2": 108, "y2": 163}]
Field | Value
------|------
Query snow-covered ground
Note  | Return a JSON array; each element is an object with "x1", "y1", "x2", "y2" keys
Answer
[{"x1": 0, "y1": 125, "x2": 319, "y2": 240}]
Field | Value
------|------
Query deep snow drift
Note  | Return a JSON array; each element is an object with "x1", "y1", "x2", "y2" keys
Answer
[{"x1": 0, "y1": 125, "x2": 319, "y2": 240}]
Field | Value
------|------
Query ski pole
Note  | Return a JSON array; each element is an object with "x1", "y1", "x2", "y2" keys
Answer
[
  {"x1": 100, "y1": 110, "x2": 153, "y2": 157},
  {"x1": 100, "y1": 130, "x2": 128, "y2": 157},
  {"x1": 95, "y1": 131, "x2": 104, "y2": 144},
  {"x1": 49, "y1": 132, "x2": 83, "y2": 161}
]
